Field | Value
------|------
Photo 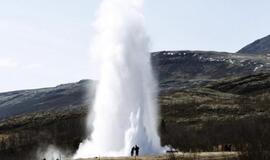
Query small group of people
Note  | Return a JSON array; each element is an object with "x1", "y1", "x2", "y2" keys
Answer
[{"x1": 130, "y1": 145, "x2": 140, "y2": 157}]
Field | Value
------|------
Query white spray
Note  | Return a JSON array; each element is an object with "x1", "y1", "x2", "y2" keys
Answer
[
  {"x1": 74, "y1": 0, "x2": 164, "y2": 158},
  {"x1": 36, "y1": 145, "x2": 65, "y2": 160}
]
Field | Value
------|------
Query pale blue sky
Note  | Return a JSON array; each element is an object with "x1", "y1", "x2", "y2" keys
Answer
[{"x1": 0, "y1": 0, "x2": 269, "y2": 92}]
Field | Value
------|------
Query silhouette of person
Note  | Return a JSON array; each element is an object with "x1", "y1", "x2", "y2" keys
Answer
[
  {"x1": 134, "y1": 145, "x2": 140, "y2": 156},
  {"x1": 131, "y1": 146, "x2": 135, "y2": 156}
]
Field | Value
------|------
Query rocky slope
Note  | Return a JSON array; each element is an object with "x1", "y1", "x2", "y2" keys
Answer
[
  {"x1": 152, "y1": 50, "x2": 270, "y2": 90},
  {"x1": 238, "y1": 35, "x2": 270, "y2": 54}
]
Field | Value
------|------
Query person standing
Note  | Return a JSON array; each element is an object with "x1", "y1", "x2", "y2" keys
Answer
[
  {"x1": 131, "y1": 146, "x2": 135, "y2": 156},
  {"x1": 134, "y1": 145, "x2": 140, "y2": 156}
]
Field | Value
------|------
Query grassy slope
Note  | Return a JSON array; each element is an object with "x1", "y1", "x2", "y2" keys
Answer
[{"x1": 0, "y1": 73, "x2": 270, "y2": 159}]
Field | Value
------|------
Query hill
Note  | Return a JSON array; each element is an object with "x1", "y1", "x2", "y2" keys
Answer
[
  {"x1": 0, "y1": 80, "x2": 95, "y2": 119},
  {"x1": 207, "y1": 73, "x2": 270, "y2": 95},
  {"x1": 238, "y1": 35, "x2": 270, "y2": 54},
  {"x1": 0, "y1": 73, "x2": 270, "y2": 159},
  {"x1": 1, "y1": 50, "x2": 270, "y2": 120},
  {"x1": 152, "y1": 50, "x2": 270, "y2": 90}
]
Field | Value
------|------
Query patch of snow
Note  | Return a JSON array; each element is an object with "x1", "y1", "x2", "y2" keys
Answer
[
  {"x1": 209, "y1": 58, "x2": 216, "y2": 62},
  {"x1": 254, "y1": 64, "x2": 264, "y2": 72},
  {"x1": 228, "y1": 59, "x2": 234, "y2": 64}
]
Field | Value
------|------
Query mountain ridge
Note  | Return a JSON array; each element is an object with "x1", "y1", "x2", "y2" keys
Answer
[
  {"x1": 238, "y1": 35, "x2": 270, "y2": 54},
  {"x1": 2, "y1": 46, "x2": 270, "y2": 119}
]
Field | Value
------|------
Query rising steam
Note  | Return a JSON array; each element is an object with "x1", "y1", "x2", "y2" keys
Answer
[
  {"x1": 74, "y1": 0, "x2": 164, "y2": 158},
  {"x1": 36, "y1": 145, "x2": 65, "y2": 160}
]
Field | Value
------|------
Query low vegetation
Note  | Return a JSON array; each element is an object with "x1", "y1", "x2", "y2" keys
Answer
[{"x1": 0, "y1": 74, "x2": 270, "y2": 159}]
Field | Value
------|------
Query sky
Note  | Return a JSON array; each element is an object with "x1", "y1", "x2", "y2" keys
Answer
[{"x1": 0, "y1": 0, "x2": 269, "y2": 92}]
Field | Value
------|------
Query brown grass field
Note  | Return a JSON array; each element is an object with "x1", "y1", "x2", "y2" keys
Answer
[{"x1": 72, "y1": 152, "x2": 239, "y2": 160}]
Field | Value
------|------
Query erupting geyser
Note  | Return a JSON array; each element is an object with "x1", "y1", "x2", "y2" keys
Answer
[{"x1": 74, "y1": 0, "x2": 164, "y2": 158}]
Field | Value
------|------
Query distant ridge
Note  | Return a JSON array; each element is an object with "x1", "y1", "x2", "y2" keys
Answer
[
  {"x1": 2, "y1": 36, "x2": 270, "y2": 120},
  {"x1": 238, "y1": 35, "x2": 270, "y2": 54}
]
